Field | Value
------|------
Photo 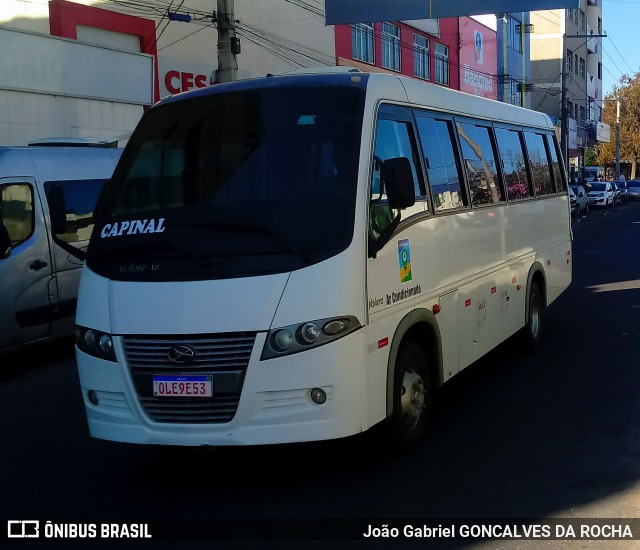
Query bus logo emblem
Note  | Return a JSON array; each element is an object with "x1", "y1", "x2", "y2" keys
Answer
[
  {"x1": 398, "y1": 239, "x2": 412, "y2": 283},
  {"x1": 168, "y1": 344, "x2": 197, "y2": 364}
]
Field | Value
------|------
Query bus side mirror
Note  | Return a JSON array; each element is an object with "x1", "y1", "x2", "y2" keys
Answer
[
  {"x1": 47, "y1": 185, "x2": 68, "y2": 235},
  {"x1": 382, "y1": 157, "x2": 416, "y2": 210},
  {"x1": 0, "y1": 222, "x2": 11, "y2": 260}
]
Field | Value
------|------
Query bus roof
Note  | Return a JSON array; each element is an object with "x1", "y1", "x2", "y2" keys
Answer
[{"x1": 156, "y1": 70, "x2": 553, "y2": 131}]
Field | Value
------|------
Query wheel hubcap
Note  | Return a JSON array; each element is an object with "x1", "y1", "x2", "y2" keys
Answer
[
  {"x1": 530, "y1": 296, "x2": 540, "y2": 338},
  {"x1": 400, "y1": 368, "x2": 425, "y2": 430}
]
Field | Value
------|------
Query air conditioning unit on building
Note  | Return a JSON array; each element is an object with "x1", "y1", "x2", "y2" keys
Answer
[
  {"x1": 517, "y1": 82, "x2": 535, "y2": 93},
  {"x1": 515, "y1": 23, "x2": 535, "y2": 33}
]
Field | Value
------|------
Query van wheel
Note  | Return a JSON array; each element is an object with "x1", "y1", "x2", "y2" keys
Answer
[
  {"x1": 520, "y1": 281, "x2": 544, "y2": 350},
  {"x1": 386, "y1": 342, "x2": 432, "y2": 451}
]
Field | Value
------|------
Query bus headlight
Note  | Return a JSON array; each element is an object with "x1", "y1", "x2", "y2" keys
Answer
[
  {"x1": 261, "y1": 316, "x2": 361, "y2": 360},
  {"x1": 75, "y1": 325, "x2": 116, "y2": 362}
]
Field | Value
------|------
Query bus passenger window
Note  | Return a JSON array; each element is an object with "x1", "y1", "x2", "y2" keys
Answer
[
  {"x1": 546, "y1": 134, "x2": 566, "y2": 191},
  {"x1": 456, "y1": 122, "x2": 504, "y2": 206},
  {"x1": 494, "y1": 128, "x2": 532, "y2": 201},
  {"x1": 524, "y1": 132, "x2": 555, "y2": 196},
  {"x1": 370, "y1": 118, "x2": 424, "y2": 239},
  {"x1": 415, "y1": 116, "x2": 466, "y2": 212}
]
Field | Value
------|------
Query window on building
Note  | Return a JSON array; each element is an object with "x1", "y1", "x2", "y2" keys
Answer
[
  {"x1": 574, "y1": 53, "x2": 578, "y2": 74},
  {"x1": 509, "y1": 80, "x2": 522, "y2": 107},
  {"x1": 575, "y1": 103, "x2": 579, "y2": 120},
  {"x1": 598, "y1": 17, "x2": 602, "y2": 34},
  {"x1": 435, "y1": 43, "x2": 449, "y2": 86},
  {"x1": 598, "y1": 62, "x2": 602, "y2": 80},
  {"x1": 567, "y1": 49, "x2": 573, "y2": 73},
  {"x1": 568, "y1": 9, "x2": 573, "y2": 22},
  {"x1": 508, "y1": 17, "x2": 522, "y2": 53},
  {"x1": 567, "y1": 101, "x2": 573, "y2": 119},
  {"x1": 580, "y1": 105, "x2": 585, "y2": 122},
  {"x1": 381, "y1": 23, "x2": 401, "y2": 71},
  {"x1": 352, "y1": 23, "x2": 374, "y2": 64},
  {"x1": 579, "y1": 9, "x2": 586, "y2": 31},
  {"x1": 580, "y1": 58, "x2": 586, "y2": 79},
  {"x1": 414, "y1": 34, "x2": 430, "y2": 80}
]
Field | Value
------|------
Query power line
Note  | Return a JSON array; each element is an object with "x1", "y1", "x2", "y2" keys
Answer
[{"x1": 607, "y1": 34, "x2": 635, "y2": 74}]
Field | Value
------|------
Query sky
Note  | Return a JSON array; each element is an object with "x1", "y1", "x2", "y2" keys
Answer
[{"x1": 601, "y1": 0, "x2": 638, "y2": 96}]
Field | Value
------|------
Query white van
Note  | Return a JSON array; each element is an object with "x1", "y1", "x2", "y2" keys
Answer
[{"x1": 0, "y1": 139, "x2": 121, "y2": 353}]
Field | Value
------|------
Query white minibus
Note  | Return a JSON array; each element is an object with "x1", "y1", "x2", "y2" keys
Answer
[
  {"x1": 0, "y1": 140, "x2": 121, "y2": 353},
  {"x1": 75, "y1": 71, "x2": 571, "y2": 450}
]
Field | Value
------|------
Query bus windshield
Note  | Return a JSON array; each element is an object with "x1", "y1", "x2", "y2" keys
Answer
[{"x1": 87, "y1": 85, "x2": 365, "y2": 280}]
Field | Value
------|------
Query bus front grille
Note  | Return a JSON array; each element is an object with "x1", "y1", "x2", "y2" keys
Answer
[{"x1": 122, "y1": 333, "x2": 256, "y2": 424}]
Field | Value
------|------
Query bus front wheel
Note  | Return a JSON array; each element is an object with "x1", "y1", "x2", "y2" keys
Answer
[{"x1": 387, "y1": 342, "x2": 432, "y2": 451}]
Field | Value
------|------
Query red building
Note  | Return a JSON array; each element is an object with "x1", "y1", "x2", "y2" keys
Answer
[{"x1": 334, "y1": 19, "x2": 460, "y2": 90}]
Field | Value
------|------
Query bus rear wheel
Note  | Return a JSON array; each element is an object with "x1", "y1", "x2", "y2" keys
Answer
[{"x1": 387, "y1": 342, "x2": 432, "y2": 451}]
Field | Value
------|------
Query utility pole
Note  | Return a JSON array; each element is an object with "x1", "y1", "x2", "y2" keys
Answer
[
  {"x1": 615, "y1": 98, "x2": 621, "y2": 180},
  {"x1": 215, "y1": 0, "x2": 239, "y2": 83}
]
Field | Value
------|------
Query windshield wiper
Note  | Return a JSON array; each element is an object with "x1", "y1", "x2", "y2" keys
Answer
[{"x1": 172, "y1": 219, "x2": 314, "y2": 262}]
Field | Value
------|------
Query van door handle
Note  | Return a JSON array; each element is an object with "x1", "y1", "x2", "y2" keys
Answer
[{"x1": 30, "y1": 259, "x2": 48, "y2": 271}]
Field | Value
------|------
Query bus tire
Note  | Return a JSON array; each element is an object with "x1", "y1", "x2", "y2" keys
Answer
[
  {"x1": 386, "y1": 341, "x2": 432, "y2": 451},
  {"x1": 521, "y1": 281, "x2": 544, "y2": 350}
]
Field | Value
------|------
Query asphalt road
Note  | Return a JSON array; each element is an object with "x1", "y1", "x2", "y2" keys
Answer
[{"x1": 2, "y1": 201, "x2": 640, "y2": 549}]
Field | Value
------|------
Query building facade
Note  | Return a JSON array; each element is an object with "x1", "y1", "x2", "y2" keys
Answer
[
  {"x1": 2, "y1": 0, "x2": 507, "y2": 147},
  {"x1": 530, "y1": 1, "x2": 606, "y2": 174}
]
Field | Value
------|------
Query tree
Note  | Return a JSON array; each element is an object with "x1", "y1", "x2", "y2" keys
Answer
[
  {"x1": 585, "y1": 146, "x2": 598, "y2": 166},
  {"x1": 598, "y1": 72, "x2": 640, "y2": 179}
]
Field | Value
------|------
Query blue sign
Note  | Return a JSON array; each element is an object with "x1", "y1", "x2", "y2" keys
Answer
[{"x1": 325, "y1": 0, "x2": 579, "y2": 25}]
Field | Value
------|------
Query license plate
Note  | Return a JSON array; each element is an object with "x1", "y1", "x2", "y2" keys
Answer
[{"x1": 153, "y1": 375, "x2": 213, "y2": 397}]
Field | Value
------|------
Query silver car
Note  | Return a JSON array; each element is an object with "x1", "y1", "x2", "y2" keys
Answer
[{"x1": 0, "y1": 140, "x2": 121, "y2": 353}]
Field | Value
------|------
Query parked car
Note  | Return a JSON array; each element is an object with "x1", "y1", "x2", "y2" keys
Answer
[
  {"x1": 610, "y1": 181, "x2": 622, "y2": 205},
  {"x1": 570, "y1": 185, "x2": 588, "y2": 215},
  {"x1": 627, "y1": 180, "x2": 640, "y2": 200},
  {"x1": 614, "y1": 180, "x2": 628, "y2": 203},
  {"x1": 587, "y1": 182, "x2": 616, "y2": 208},
  {"x1": 569, "y1": 186, "x2": 577, "y2": 216},
  {"x1": 0, "y1": 139, "x2": 122, "y2": 353}
]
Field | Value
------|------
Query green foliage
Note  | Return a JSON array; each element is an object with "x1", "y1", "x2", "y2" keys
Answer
[
  {"x1": 597, "y1": 72, "x2": 640, "y2": 173},
  {"x1": 584, "y1": 146, "x2": 598, "y2": 166}
]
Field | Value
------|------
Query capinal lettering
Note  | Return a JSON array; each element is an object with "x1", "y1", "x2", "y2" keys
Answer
[{"x1": 100, "y1": 218, "x2": 167, "y2": 238}]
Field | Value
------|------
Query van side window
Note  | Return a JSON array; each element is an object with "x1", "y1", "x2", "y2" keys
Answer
[
  {"x1": 524, "y1": 132, "x2": 556, "y2": 196},
  {"x1": 546, "y1": 134, "x2": 566, "y2": 191},
  {"x1": 44, "y1": 179, "x2": 107, "y2": 244},
  {"x1": 494, "y1": 128, "x2": 532, "y2": 201},
  {"x1": 370, "y1": 117, "x2": 425, "y2": 239},
  {"x1": 456, "y1": 121, "x2": 504, "y2": 206},
  {"x1": 0, "y1": 184, "x2": 34, "y2": 247},
  {"x1": 415, "y1": 115, "x2": 467, "y2": 211}
]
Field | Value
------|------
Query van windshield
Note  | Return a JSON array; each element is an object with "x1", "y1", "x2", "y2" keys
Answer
[{"x1": 87, "y1": 84, "x2": 365, "y2": 281}]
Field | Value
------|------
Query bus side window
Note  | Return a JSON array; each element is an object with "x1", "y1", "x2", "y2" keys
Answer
[
  {"x1": 524, "y1": 132, "x2": 556, "y2": 196},
  {"x1": 494, "y1": 128, "x2": 532, "y2": 201},
  {"x1": 370, "y1": 118, "x2": 425, "y2": 239},
  {"x1": 415, "y1": 116, "x2": 467, "y2": 212},
  {"x1": 545, "y1": 134, "x2": 566, "y2": 191},
  {"x1": 456, "y1": 121, "x2": 504, "y2": 206}
]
